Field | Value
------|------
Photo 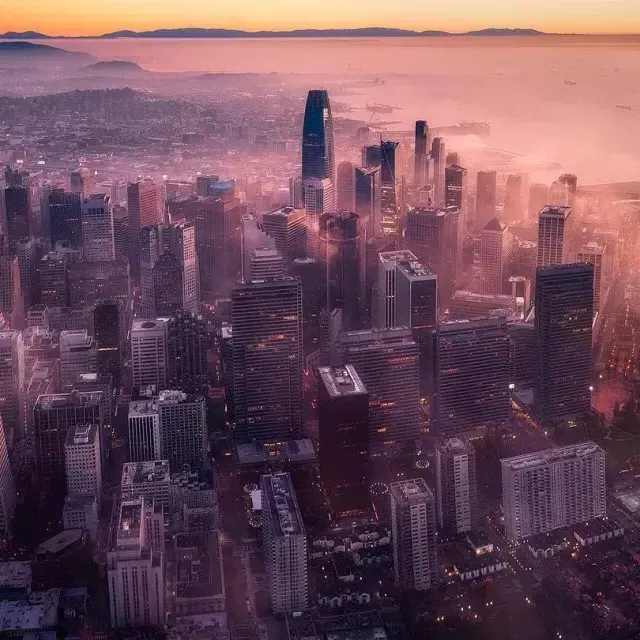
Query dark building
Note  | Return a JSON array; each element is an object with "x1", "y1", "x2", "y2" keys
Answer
[
  {"x1": 48, "y1": 190, "x2": 82, "y2": 249},
  {"x1": 380, "y1": 140, "x2": 400, "y2": 243},
  {"x1": 4, "y1": 186, "x2": 30, "y2": 250},
  {"x1": 362, "y1": 145, "x2": 382, "y2": 168},
  {"x1": 319, "y1": 211, "x2": 363, "y2": 329},
  {"x1": 68, "y1": 259, "x2": 130, "y2": 309},
  {"x1": 261, "y1": 206, "x2": 307, "y2": 266},
  {"x1": 317, "y1": 365, "x2": 370, "y2": 518},
  {"x1": 337, "y1": 161, "x2": 355, "y2": 212},
  {"x1": 94, "y1": 301, "x2": 121, "y2": 386},
  {"x1": 446, "y1": 152, "x2": 460, "y2": 167},
  {"x1": 431, "y1": 137, "x2": 446, "y2": 204},
  {"x1": 40, "y1": 250, "x2": 69, "y2": 307},
  {"x1": 231, "y1": 278, "x2": 303, "y2": 443},
  {"x1": 112, "y1": 205, "x2": 129, "y2": 262},
  {"x1": 414, "y1": 120, "x2": 429, "y2": 186},
  {"x1": 406, "y1": 206, "x2": 460, "y2": 303},
  {"x1": 139, "y1": 224, "x2": 162, "y2": 317},
  {"x1": 302, "y1": 89, "x2": 335, "y2": 183},
  {"x1": 167, "y1": 312, "x2": 208, "y2": 395},
  {"x1": 291, "y1": 258, "x2": 324, "y2": 357},
  {"x1": 153, "y1": 252, "x2": 183, "y2": 317},
  {"x1": 475, "y1": 171, "x2": 497, "y2": 232},
  {"x1": 435, "y1": 317, "x2": 510, "y2": 438},
  {"x1": 127, "y1": 180, "x2": 158, "y2": 277},
  {"x1": 445, "y1": 164, "x2": 467, "y2": 214},
  {"x1": 355, "y1": 166, "x2": 380, "y2": 237},
  {"x1": 534, "y1": 263, "x2": 594, "y2": 423},
  {"x1": 196, "y1": 175, "x2": 220, "y2": 197},
  {"x1": 508, "y1": 321, "x2": 535, "y2": 390}
]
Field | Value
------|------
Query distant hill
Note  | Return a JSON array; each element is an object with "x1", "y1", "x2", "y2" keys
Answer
[
  {"x1": 0, "y1": 27, "x2": 550, "y2": 40},
  {"x1": 83, "y1": 60, "x2": 145, "y2": 72},
  {"x1": 0, "y1": 41, "x2": 95, "y2": 62}
]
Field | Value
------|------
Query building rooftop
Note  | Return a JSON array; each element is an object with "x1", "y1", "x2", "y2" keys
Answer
[
  {"x1": 378, "y1": 250, "x2": 418, "y2": 264},
  {"x1": 577, "y1": 242, "x2": 606, "y2": 254},
  {"x1": 395, "y1": 259, "x2": 436, "y2": 279},
  {"x1": 170, "y1": 467, "x2": 216, "y2": 492},
  {"x1": 65, "y1": 423, "x2": 98, "y2": 447},
  {"x1": 63, "y1": 494, "x2": 98, "y2": 511},
  {"x1": 263, "y1": 205, "x2": 304, "y2": 219},
  {"x1": 128, "y1": 398, "x2": 159, "y2": 417},
  {"x1": 0, "y1": 589, "x2": 60, "y2": 633},
  {"x1": 121, "y1": 460, "x2": 170, "y2": 488},
  {"x1": 438, "y1": 315, "x2": 507, "y2": 333},
  {"x1": 483, "y1": 217, "x2": 508, "y2": 232},
  {"x1": 36, "y1": 530, "x2": 84, "y2": 556},
  {"x1": 573, "y1": 518, "x2": 622, "y2": 539},
  {"x1": 389, "y1": 478, "x2": 433, "y2": 505},
  {"x1": 34, "y1": 391, "x2": 104, "y2": 410},
  {"x1": 262, "y1": 473, "x2": 305, "y2": 537},
  {"x1": 437, "y1": 437, "x2": 468, "y2": 454},
  {"x1": 118, "y1": 500, "x2": 143, "y2": 540},
  {"x1": 131, "y1": 318, "x2": 169, "y2": 333},
  {"x1": 502, "y1": 442, "x2": 604, "y2": 472},
  {"x1": 408, "y1": 205, "x2": 459, "y2": 218},
  {"x1": 237, "y1": 439, "x2": 316, "y2": 465},
  {"x1": 536, "y1": 262, "x2": 595, "y2": 276},
  {"x1": 174, "y1": 531, "x2": 224, "y2": 601},
  {"x1": 318, "y1": 365, "x2": 367, "y2": 398},
  {"x1": 0, "y1": 562, "x2": 31, "y2": 589}
]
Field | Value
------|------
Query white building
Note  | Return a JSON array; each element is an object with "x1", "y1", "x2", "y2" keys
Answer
[
  {"x1": 107, "y1": 498, "x2": 165, "y2": 628},
  {"x1": 128, "y1": 396, "x2": 161, "y2": 462},
  {"x1": 81, "y1": 194, "x2": 115, "y2": 261},
  {"x1": 59, "y1": 330, "x2": 97, "y2": 392},
  {"x1": 121, "y1": 460, "x2": 171, "y2": 511},
  {"x1": 502, "y1": 442, "x2": 606, "y2": 541},
  {"x1": 435, "y1": 438, "x2": 476, "y2": 534},
  {"x1": 261, "y1": 472, "x2": 308, "y2": 613},
  {"x1": 0, "y1": 331, "x2": 25, "y2": 443},
  {"x1": 131, "y1": 318, "x2": 169, "y2": 390},
  {"x1": 537, "y1": 205, "x2": 571, "y2": 267},
  {"x1": 480, "y1": 219, "x2": 514, "y2": 295},
  {"x1": 390, "y1": 478, "x2": 438, "y2": 591},
  {"x1": 64, "y1": 424, "x2": 102, "y2": 498}
]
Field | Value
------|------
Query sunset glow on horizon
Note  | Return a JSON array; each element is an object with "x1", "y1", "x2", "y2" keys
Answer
[{"x1": 3, "y1": 0, "x2": 640, "y2": 36}]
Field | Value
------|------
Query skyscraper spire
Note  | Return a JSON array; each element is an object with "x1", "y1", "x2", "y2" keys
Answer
[{"x1": 302, "y1": 89, "x2": 336, "y2": 186}]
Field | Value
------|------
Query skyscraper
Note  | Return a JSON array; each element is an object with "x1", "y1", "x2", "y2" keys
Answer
[
  {"x1": 167, "y1": 311, "x2": 208, "y2": 395},
  {"x1": 431, "y1": 137, "x2": 446, "y2": 204},
  {"x1": 288, "y1": 176, "x2": 303, "y2": 209},
  {"x1": 336, "y1": 161, "x2": 355, "y2": 212},
  {"x1": 0, "y1": 415, "x2": 15, "y2": 539},
  {"x1": 131, "y1": 318, "x2": 169, "y2": 390},
  {"x1": 127, "y1": 180, "x2": 159, "y2": 277},
  {"x1": 261, "y1": 206, "x2": 307, "y2": 266},
  {"x1": 480, "y1": 218, "x2": 514, "y2": 294},
  {"x1": 67, "y1": 259, "x2": 130, "y2": 309},
  {"x1": 435, "y1": 317, "x2": 510, "y2": 438},
  {"x1": 0, "y1": 331, "x2": 25, "y2": 442},
  {"x1": 414, "y1": 120, "x2": 429, "y2": 186},
  {"x1": 232, "y1": 278, "x2": 303, "y2": 442},
  {"x1": 3, "y1": 185, "x2": 31, "y2": 251},
  {"x1": 534, "y1": 263, "x2": 594, "y2": 423},
  {"x1": 303, "y1": 177, "x2": 334, "y2": 259},
  {"x1": 112, "y1": 205, "x2": 129, "y2": 262},
  {"x1": 576, "y1": 242, "x2": 611, "y2": 312},
  {"x1": 475, "y1": 171, "x2": 497, "y2": 231},
  {"x1": 390, "y1": 479, "x2": 438, "y2": 591},
  {"x1": 39, "y1": 250, "x2": 69, "y2": 307},
  {"x1": 406, "y1": 206, "x2": 460, "y2": 303},
  {"x1": 317, "y1": 365, "x2": 370, "y2": 518},
  {"x1": 338, "y1": 327, "x2": 419, "y2": 454},
  {"x1": 128, "y1": 396, "x2": 161, "y2": 463},
  {"x1": 537, "y1": 205, "x2": 572, "y2": 267},
  {"x1": 248, "y1": 247, "x2": 285, "y2": 281},
  {"x1": 140, "y1": 225, "x2": 162, "y2": 318},
  {"x1": 81, "y1": 194, "x2": 115, "y2": 261},
  {"x1": 355, "y1": 166, "x2": 380, "y2": 237},
  {"x1": 16, "y1": 238, "x2": 37, "y2": 308},
  {"x1": 261, "y1": 473, "x2": 308, "y2": 613},
  {"x1": 319, "y1": 211, "x2": 363, "y2": 329},
  {"x1": 502, "y1": 442, "x2": 606, "y2": 541},
  {"x1": 302, "y1": 90, "x2": 335, "y2": 186},
  {"x1": 528, "y1": 183, "x2": 549, "y2": 220},
  {"x1": 435, "y1": 438, "x2": 477, "y2": 534},
  {"x1": 164, "y1": 220, "x2": 199, "y2": 315},
  {"x1": 549, "y1": 180, "x2": 569, "y2": 207},
  {"x1": 380, "y1": 140, "x2": 400, "y2": 243},
  {"x1": 504, "y1": 174, "x2": 528, "y2": 220},
  {"x1": 445, "y1": 164, "x2": 467, "y2": 211},
  {"x1": 65, "y1": 424, "x2": 102, "y2": 498},
  {"x1": 153, "y1": 252, "x2": 182, "y2": 317},
  {"x1": 48, "y1": 189, "x2": 82, "y2": 249},
  {"x1": 59, "y1": 330, "x2": 97, "y2": 392},
  {"x1": 362, "y1": 144, "x2": 382, "y2": 168},
  {"x1": 94, "y1": 300, "x2": 121, "y2": 386}
]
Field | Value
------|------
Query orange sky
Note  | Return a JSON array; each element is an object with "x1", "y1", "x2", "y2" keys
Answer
[{"x1": 3, "y1": 0, "x2": 639, "y2": 36}]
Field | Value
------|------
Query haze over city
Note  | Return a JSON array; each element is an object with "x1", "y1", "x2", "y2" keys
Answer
[{"x1": 0, "y1": 3, "x2": 639, "y2": 640}]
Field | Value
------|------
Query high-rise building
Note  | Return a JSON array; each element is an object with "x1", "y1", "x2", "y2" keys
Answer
[
  {"x1": 0, "y1": 243, "x2": 24, "y2": 329},
  {"x1": 475, "y1": 171, "x2": 497, "y2": 231},
  {"x1": 108, "y1": 499, "x2": 165, "y2": 627},
  {"x1": 39, "y1": 251, "x2": 69, "y2": 307},
  {"x1": 302, "y1": 90, "x2": 335, "y2": 186},
  {"x1": 165, "y1": 220, "x2": 199, "y2": 315},
  {"x1": 576, "y1": 242, "x2": 611, "y2": 313},
  {"x1": 34, "y1": 391, "x2": 105, "y2": 480},
  {"x1": 261, "y1": 206, "x2": 307, "y2": 266},
  {"x1": 319, "y1": 211, "x2": 362, "y2": 329},
  {"x1": 303, "y1": 177, "x2": 334, "y2": 259},
  {"x1": 128, "y1": 394, "x2": 161, "y2": 462},
  {"x1": 504, "y1": 174, "x2": 527, "y2": 220},
  {"x1": 232, "y1": 278, "x2": 303, "y2": 442},
  {"x1": 338, "y1": 327, "x2": 419, "y2": 454},
  {"x1": 65, "y1": 424, "x2": 102, "y2": 498},
  {"x1": 0, "y1": 415, "x2": 15, "y2": 539},
  {"x1": 435, "y1": 317, "x2": 510, "y2": 438},
  {"x1": 537, "y1": 205, "x2": 572, "y2": 267},
  {"x1": 336, "y1": 161, "x2": 355, "y2": 212},
  {"x1": 414, "y1": 120, "x2": 429, "y2": 186},
  {"x1": 15, "y1": 239, "x2": 37, "y2": 309},
  {"x1": 167, "y1": 312, "x2": 208, "y2": 395},
  {"x1": 534, "y1": 263, "x2": 594, "y2": 423},
  {"x1": 3, "y1": 185, "x2": 31, "y2": 250},
  {"x1": 261, "y1": 472, "x2": 308, "y2": 613},
  {"x1": 390, "y1": 479, "x2": 438, "y2": 591},
  {"x1": 317, "y1": 365, "x2": 370, "y2": 518},
  {"x1": 94, "y1": 301, "x2": 121, "y2": 385},
  {"x1": 157, "y1": 390, "x2": 207, "y2": 470},
  {"x1": 435, "y1": 438, "x2": 477, "y2": 534},
  {"x1": 248, "y1": 247, "x2": 285, "y2": 281},
  {"x1": 502, "y1": 442, "x2": 606, "y2": 541},
  {"x1": 153, "y1": 252, "x2": 183, "y2": 317},
  {"x1": 70, "y1": 168, "x2": 92, "y2": 197},
  {"x1": 355, "y1": 166, "x2": 380, "y2": 237},
  {"x1": 362, "y1": 144, "x2": 382, "y2": 168},
  {"x1": 112, "y1": 205, "x2": 129, "y2": 262},
  {"x1": 445, "y1": 165, "x2": 467, "y2": 212},
  {"x1": 131, "y1": 318, "x2": 169, "y2": 391},
  {"x1": 0, "y1": 330, "x2": 25, "y2": 442},
  {"x1": 406, "y1": 206, "x2": 460, "y2": 303},
  {"x1": 288, "y1": 176, "x2": 303, "y2": 209},
  {"x1": 127, "y1": 180, "x2": 159, "y2": 277},
  {"x1": 139, "y1": 225, "x2": 162, "y2": 318},
  {"x1": 60, "y1": 330, "x2": 97, "y2": 392},
  {"x1": 549, "y1": 180, "x2": 569, "y2": 207},
  {"x1": 242, "y1": 213, "x2": 275, "y2": 282},
  {"x1": 528, "y1": 183, "x2": 549, "y2": 220},
  {"x1": 67, "y1": 259, "x2": 130, "y2": 310},
  {"x1": 380, "y1": 140, "x2": 400, "y2": 243},
  {"x1": 48, "y1": 190, "x2": 82, "y2": 249},
  {"x1": 431, "y1": 137, "x2": 446, "y2": 205},
  {"x1": 81, "y1": 194, "x2": 115, "y2": 261},
  {"x1": 195, "y1": 176, "x2": 220, "y2": 198},
  {"x1": 480, "y1": 218, "x2": 514, "y2": 295}
]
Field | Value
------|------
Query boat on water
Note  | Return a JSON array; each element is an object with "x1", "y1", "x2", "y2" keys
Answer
[
  {"x1": 565, "y1": 79, "x2": 577, "y2": 86},
  {"x1": 615, "y1": 104, "x2": 633, "y2": 111},
  {"x1": 365, "y1": 103, "x2": 398, "y2": 114}
]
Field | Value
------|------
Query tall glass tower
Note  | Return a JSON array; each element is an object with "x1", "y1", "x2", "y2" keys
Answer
[{"x1": 302, "y1": 90, "x2": 336, "y2": 185}]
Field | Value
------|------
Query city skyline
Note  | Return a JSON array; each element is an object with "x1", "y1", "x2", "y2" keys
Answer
[{"x1": 2, "y1": 0, "x2": 640, "y2": 36}]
